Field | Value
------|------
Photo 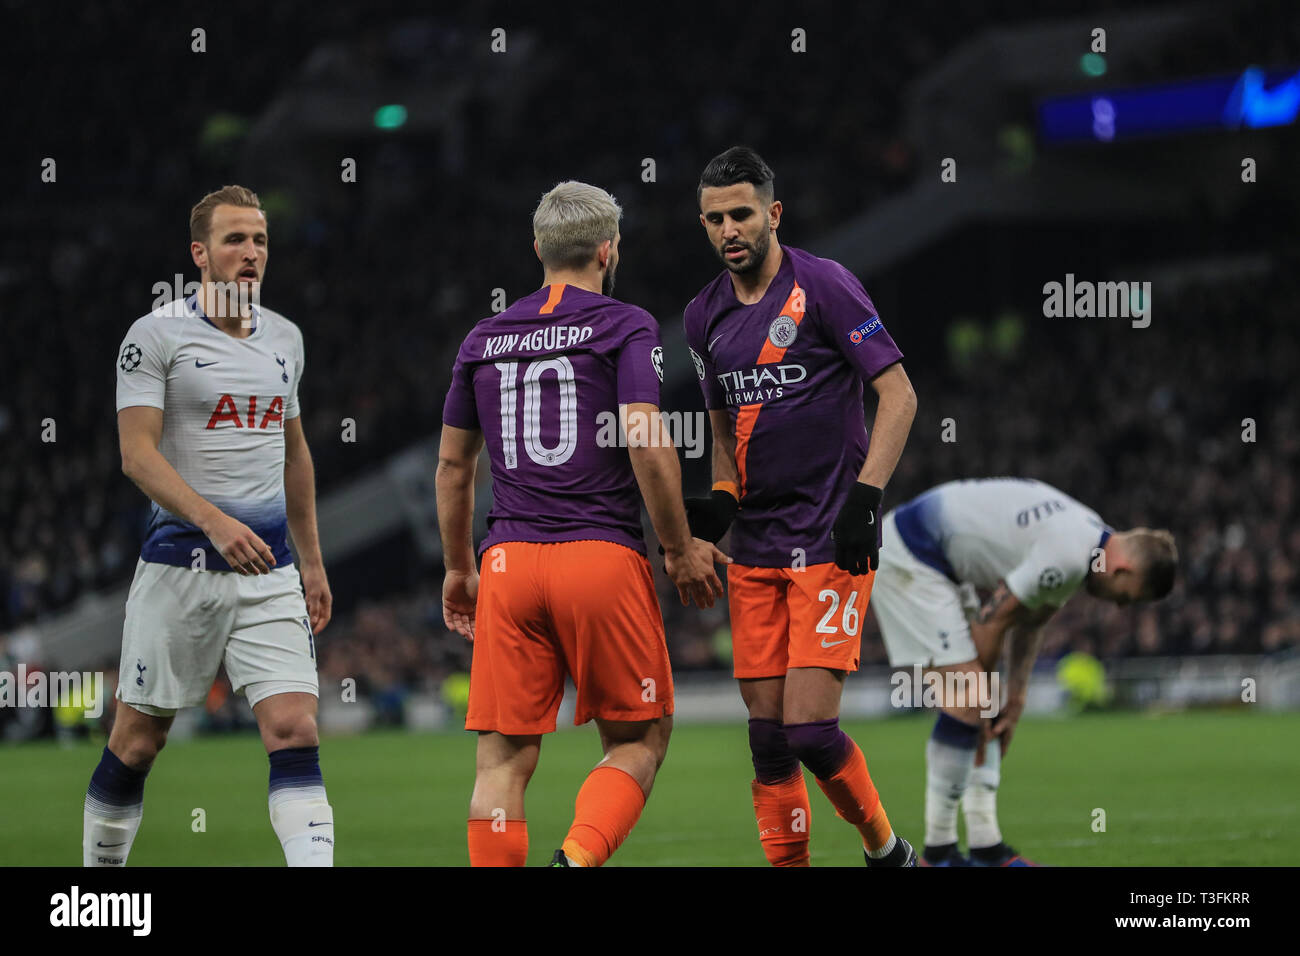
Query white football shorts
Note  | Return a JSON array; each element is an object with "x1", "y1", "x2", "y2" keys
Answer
[
  {"x1": 871, "y1": 511, "x2": 980, "y2": 669},
  {"x1": 116, "y1": 558, "x2": 318, "y2": 716}
]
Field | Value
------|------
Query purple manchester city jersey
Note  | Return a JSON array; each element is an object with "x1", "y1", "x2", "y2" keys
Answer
[
  {"x1": 442, "y1": 283, "x2": 663, "y2": 556},
  {"x1": 683, "y1": 246, "x2": 903, "y2": 568}
]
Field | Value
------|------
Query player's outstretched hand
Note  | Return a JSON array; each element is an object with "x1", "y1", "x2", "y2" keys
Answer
[
  {"x1": 205, "y1": 512, "x2": 276, "y2": 574},
  {"x1": 665, "y1": 538, "x2": 731, "y2": 609},
  {"x1": 301, "y1": 562, "x2": 332, "y2": 635},
  {"x1": 831, "y1": 482, "x2": 884, "y2": 576},
  {"x1": 443, "y1": 569, "x2": 479, "y2": 641}
]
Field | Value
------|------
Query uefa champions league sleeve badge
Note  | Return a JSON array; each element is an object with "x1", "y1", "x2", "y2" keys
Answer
[{"x1": 689, "y1": 347, "x2": 707, "y2": 380}]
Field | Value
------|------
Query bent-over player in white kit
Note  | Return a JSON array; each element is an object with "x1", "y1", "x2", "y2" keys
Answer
[
  {"x1": 83, "y1": 186, "x2": 335, "y2": 866},
  {"x1": 869, "y1": 478, "x2": 1176, "y2": 865}
]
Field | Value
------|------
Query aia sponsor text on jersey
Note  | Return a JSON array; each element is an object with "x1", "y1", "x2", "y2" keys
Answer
[{"x1": 205, "y1": 394, "x2": 286, "y2": 429}]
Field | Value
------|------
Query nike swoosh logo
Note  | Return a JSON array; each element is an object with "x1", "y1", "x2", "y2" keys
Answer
[
  {"x1": 96, "y1": 841, "x2": 127, "y2": 848},
  {"x1": 820, "y1": 638, "x2": 849, "y2": 648},
  {"x1": 307, "y1": 821, "x2": 329, "y2": 827},
  {"x1": 195, "y1": 360, "x2": 218, "y2": 368}
]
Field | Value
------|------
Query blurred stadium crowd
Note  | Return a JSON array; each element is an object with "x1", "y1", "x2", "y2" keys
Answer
[{"x1": 3, "y1": 2, "x2": 1297, "y2": 723}]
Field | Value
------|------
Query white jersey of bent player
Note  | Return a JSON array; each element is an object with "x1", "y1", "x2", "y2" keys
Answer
[
  {"x1": 912, "y1": 478, "x2": 1110, "y2": 610},
  {"x1": 114, "y1": 297, "x2": 305, "y2": 527}
]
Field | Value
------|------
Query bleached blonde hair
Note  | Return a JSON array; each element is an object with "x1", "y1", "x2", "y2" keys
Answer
[{"x1": 533, "y1": 181, "x2": 621, "y2": 270}]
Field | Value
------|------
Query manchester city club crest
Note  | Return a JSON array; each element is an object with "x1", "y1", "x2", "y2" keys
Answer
[{"x1": 768, "y1": 314, "x2": 798, "y2": 348}]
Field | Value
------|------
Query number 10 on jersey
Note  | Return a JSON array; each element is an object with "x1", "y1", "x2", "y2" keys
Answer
[{"x1": 495, "y1": 358, "x2": 578, "y2": 469}]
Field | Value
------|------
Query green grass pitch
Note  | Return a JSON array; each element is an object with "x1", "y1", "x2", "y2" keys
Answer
[{"x1": 4, "y1": 710, "x2": 1296, "y2": 866}]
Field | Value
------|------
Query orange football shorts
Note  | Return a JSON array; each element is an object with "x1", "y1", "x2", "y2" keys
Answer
[
  {"x1": 727, "y1": 562, "x2": 876, "y2": 678},
  {"x1": 466, "y1": 540, "x2": 674, "y2": 735}
]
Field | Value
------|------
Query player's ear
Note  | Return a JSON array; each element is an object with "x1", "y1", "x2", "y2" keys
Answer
[
  {"x1": 533, "y1": 239, "x2": 541, "y2": 262},
  {"x1": 191, "y1": 241, "x2": 206, "y2": 270},
  {"x1": 768, "y1": 199, "x2": 782, "y2": 230},
  {"x1": 598, "y1": 238, "x2": 612, "y2": 269}
]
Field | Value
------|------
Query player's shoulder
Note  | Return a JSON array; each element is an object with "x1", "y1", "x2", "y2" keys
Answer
[
  {"x1": 785, "y1": 245, "x2": 864, "y2": 297},
  {"x1": 1022, "y1": 478, "x2": 1097, "y2": 517},
  {"x1": 255, "y1": 303, "x2": 300, "y2": 333},
  {"x1": 1020, "y1": 481, "x2": 1108, "y2": 545},
  {"x1": 123, "y1": 298, "x2": 193, "y2": 352},
  {"x1": 255, "y1": 304, "x2": 305, "y2": 347},
  {"x1": 590, "y1": 292, "x2": 657, "y2": 330},
  {"x1": 446, "y1": 302, "x2": 512, "y2": 362},
  {"x1": 452, "y1": 317, "x2": 491, "y2": 365},
  {"x1": 683, "y1": 271, "x2": 731, "y2": 329},
  {"x1": 563, "y1": 291, "x2": 661, "y2": 353},
  {"x1": 131, "y1": 296, "x2": 190, "y2": 328}
]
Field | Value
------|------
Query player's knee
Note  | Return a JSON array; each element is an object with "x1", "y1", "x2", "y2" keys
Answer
[
  {"x1": 263, "y1": 710, "x2": 319, "y2": 750},
  {"x1": 932, "y1": 662, "x2": 987, "y2": 723},
  {"x1": 113, "y1": 731, "x2": 166, "y2": 772},
  {"x1": 784, "y1": 719, "x2": 848, "y2": 779},
  {"x1": 749, "y1": 717, "x2": 799, "y2": 781}
]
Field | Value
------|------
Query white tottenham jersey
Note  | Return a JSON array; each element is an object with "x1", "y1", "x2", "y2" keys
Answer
[
  {"x1": 891, "y1": 478, "x2": 1112, "y2": 609},
  {"x1": 115, "y1": 295, "x2": 304, "y2": 571}
]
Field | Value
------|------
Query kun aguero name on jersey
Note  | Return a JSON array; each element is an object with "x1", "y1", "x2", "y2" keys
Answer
[{"x1": 481, "y1": 324, "x2": 595, "y2": 358}]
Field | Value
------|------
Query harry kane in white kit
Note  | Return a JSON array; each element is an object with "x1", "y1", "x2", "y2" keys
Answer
[
  {"x1": 83, "y1": 186, "x2": 335, "y2": 867},
  {"x1": 870, "y1": 477, "x2": 1176, "y2": 866}
]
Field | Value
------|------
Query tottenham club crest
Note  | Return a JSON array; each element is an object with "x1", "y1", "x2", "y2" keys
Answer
[
  {"x1": 1039, "y1": 567, "x2": 1065, "y2": 590},
  {"x1": 768, "y1": 315, "x2": 798, "y2": 349},
  {"x1": 119, "y1": 343, "x2": 142, "y2": 372},
  {"x1": 651, "y1": 346, "x2": 664, "y2": 382},
  {"x1": 689, "y1": 347, "x2": 706, "y2": 381}
]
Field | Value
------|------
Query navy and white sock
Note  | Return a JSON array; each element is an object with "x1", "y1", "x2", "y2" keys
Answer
[
  {"x1": 268, "y1": 746, "x2": 334, "y2": 867},
  {"x1": 924, "y1": 712, "x2": 980, "y2": 855},
  {"x1": 83, "y1": 746, "x2": 148, "y2": 867}
]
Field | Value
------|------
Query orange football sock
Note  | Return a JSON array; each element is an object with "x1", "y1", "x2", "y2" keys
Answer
[
  {"x1": 560, "y1": 765, "x2": 646, "y2": 867},
  {"x1": 467, "y1": 817, "x2": 529, "y2": 866},
  {"x1": 752, "y1": 772, "x2": 811, "y2": 866},
  {"x1": 813, "y1": 739, "x2": 893, "y2": 851}
]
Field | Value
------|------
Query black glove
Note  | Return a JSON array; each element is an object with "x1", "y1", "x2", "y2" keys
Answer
[
  {"x1": 831, "y1": 482, "x2": 883, "y2": 575},
  {"x1": 685, "y1": 489, "x2": 739, "y2": 543},
  {"x1": 659, "y1": 489, "x2": 739, "y2": 557}
]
